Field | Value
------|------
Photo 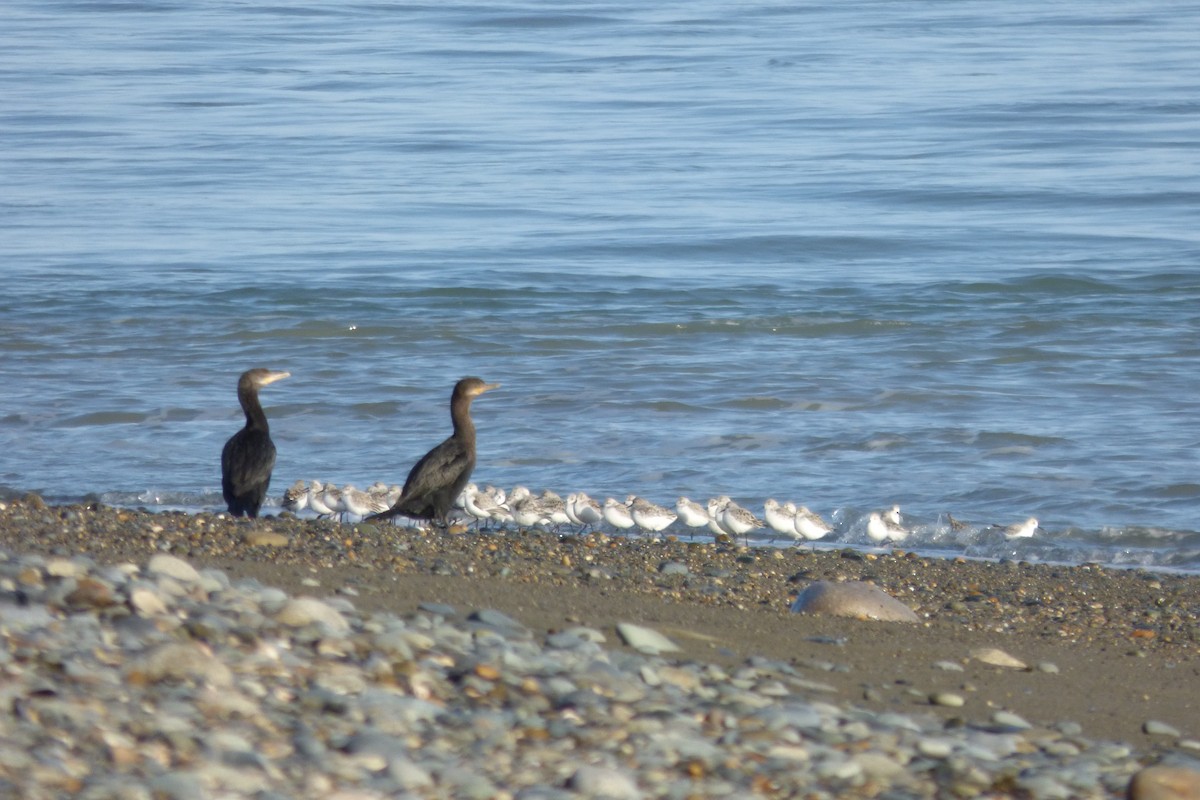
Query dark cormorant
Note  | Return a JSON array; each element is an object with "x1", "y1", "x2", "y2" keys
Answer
[
  {"x1": 369, "y1": 376, "x2": 500, "y2": 526},
  {"x1": 221, "y1": 368, "x2": 290, "y2": 518}
]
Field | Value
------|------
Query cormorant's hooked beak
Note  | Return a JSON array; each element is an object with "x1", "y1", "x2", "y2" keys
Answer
[
  {"x1": 261, "y1": 370, "x2": 291, "y2": 386},
  {"x1": 478, "y1": 382, "x2": 500, "y2": 394}
]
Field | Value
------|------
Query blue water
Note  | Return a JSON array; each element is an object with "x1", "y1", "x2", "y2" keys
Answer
[{"x1": 2, "y1": 1, "x2": 1199, "y2": 570}]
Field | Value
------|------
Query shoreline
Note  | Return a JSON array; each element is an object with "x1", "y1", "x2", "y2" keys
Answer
[{"x1": 2, "y1": 495, "x2": 1197, "y2": 757}]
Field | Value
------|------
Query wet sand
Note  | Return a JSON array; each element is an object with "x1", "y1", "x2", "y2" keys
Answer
[{"x1": 2, "y1": 496, "x2": 1197, "y2": 754}]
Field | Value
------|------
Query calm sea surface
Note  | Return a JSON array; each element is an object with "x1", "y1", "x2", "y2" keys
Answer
[{"x1": 2, "y1": 1, "x2": 1199, "y2": 570}]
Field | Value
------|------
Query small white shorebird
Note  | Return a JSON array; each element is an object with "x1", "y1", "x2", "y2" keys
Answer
[
  {"x1": 342, "y1": 484, "x2": 387, "y2": 519},
  {"x1": 867, "y1": 510, "x2": 908, "y2": 544},
  {"x1": 721, "y1": 499, "x2": 764, "y2": 544},
  {"x1": 307, "y1": 480, "x2": 335, "y2": 518},
  {"x1": 539, "y1": 490, "x2": 572, "y2": 527},
  {"x1": 706, "y1": 496, "x2": 734, "y2": 539},
  {"x1": 763, "y1": 499, "x2": 799, "y2": 541},
  {"x1": 459, "y1": 484, "x2": 493, "y2": 526},
  {"x1": 567, "y1": 492, "x2": 604, "y2": 529},
  {"x1": 480, "y1": 486, "x2": 512, "y2": 525},
  {"x1": 675, "y1": 497, "x2": 711, "y2": 537},
  {"x1": 602, "y1": 497, "x2": 636, "y2": 531},
  {"x1": 793, "y1": 505, "x2": 833, "y2": 543},
  {"x1": 630, "y1": 497, "x2": 677, "y2": 535},
  {"x1": 882, "y1": 504, "x2": 902, "y2": 526},
  {"x1": 320, "y1": 483, "x2": 346, "y2": 521},
  {"x1": 1000, "y1": 517, "x2": 1039, "y2": 539},
  {"x1": 563, "y1": 493, "x2": 585, "y2": 526},
  {"x1": 510, "y1": 492, "x2": 552, "y2": 528},
  {"x1": 281, "y1": 480, "x2": 308, "y2": 513}
]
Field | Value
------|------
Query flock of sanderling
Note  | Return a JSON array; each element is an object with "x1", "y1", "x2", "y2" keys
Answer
[{"x1": 279, "y1": 479, "x2": 1039, "y2": 545}]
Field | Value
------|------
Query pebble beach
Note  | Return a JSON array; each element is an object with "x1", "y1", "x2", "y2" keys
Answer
[{"x1": 1, "y1": 495, "x2": 1198, "y2": 799}]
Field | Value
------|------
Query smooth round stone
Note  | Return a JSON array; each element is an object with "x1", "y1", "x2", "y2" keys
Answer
[
  {"x1": 468, "y1": 608, "x2": 530, "y2": 638},
  {"x1": 564, "y1": 626, "x2": 606, "y2": 644},
  {"x1": 146, "y1": 554, "x2": 201, "y2": 584},
  {"x1": 764, "y1": 744, "x2": 810, "y2": 762},
  {"x1": 418, "y1": 602, "x2": 458, "y2": 617},
  {"x1": 1128, "y1": 765, "x2": 1200, "y2": 800},
  {"x1": 789, "y1": 580, "x2": 920, "y2": 622},
  {"x1": 971, "y1": 647, "x2": 1028, "y2": 670},
  {"x1": 917, "y1": 738, "x2": 955, "y2": 758},
  {"x1": 852, "y1": 752, "x2": 907, "y2": 781},
  {"x1": 657, "y1": 561, "x2": 690, "y2": 576},
  {"x1": 197, "y1": 568, "x2": 231, "y2": 592},
  {"x1": 129, "y1": 586, "x2": 169, "y2": 617},
  {"x1": 45, "y1": 558, "x2": 83, "y2": 578},
  {"x1": 567, "y1": 765, "x2": 641, "y2": 800},
  {"x1": 132, "y1": 641, "x2": 234, "y2": 687},
  {"x1": 255, "y1": 587, "x2": 290, "y2": 614},
  {"x1": 274, "y1": 597, "x2": 351, "y2": 633},
  {"x1": 991, "y1": 710, "x2": 1032, "y2": 731},
  {"x1": 244, "y1": 531, "x2": 289, "y2": 548},
  {"x1": 545, "y1": 631, "x2": 596, "y2": 651},
  {"x1": 815, "y1": 759, "x2": 863, "y2": 782},
  {"x1": 616, "y1": 623, "x2": 681, "y2": 655},
  {"x1": 931, "y1": 692, "x2": 966, "y2": 708},
  {"x1": 1143, "y1": 720, "x2": 1182, "y2": 737},
  {"x1": 147, "y1": 773, "x2": 207, "y2": 800},
  {"x1": 1014, "y1": 774, "x2": 1072, "y2": 800},
  {"x1": 388, "y1": 759, "x2": 434, "y2": 791}
]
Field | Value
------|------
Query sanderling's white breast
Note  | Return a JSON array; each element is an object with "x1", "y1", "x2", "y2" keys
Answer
[
  {"x1": 721, "y1": 500, "x2": 764, "y2": 541},
  {"x1": 307, "y1": 481, "x2": 335, "y2": 517},
  {"x1": 794, "y1": 505, "x2": 833, "y2": 542},
  {"x1": 1002, "y1": 517, "x2": 1038, "y2": 538},
  {"x1": 282, "y1": 480, "x2": 308, "y2": 513},
  {"x1": 764, "y1": 499, "x2": 799, "y2": 541},
  {"x1": 706, "y1": 496, "x2": 733, "y2": 538},
  {"x1": 867, "y1": 510, "x2": 908, "y2": 544},
  {"x1": 675, "y1": 497, "x2": 710, "y2": 529},
  {"x1": 602, "y1": 497, "x2": 636, "y2": 530},
  {"x1": 320, "y1": 483, "x2": 345, "y2": 520},
  {"x1": 631, "y1": 497, "x2": 677, "y2": 534},
  {"x1": 570, "y1": 492, "x2": 604, "y2": 528},
  {"x1": 342, "y1": 484, "x2": 386, "y2": 518}
]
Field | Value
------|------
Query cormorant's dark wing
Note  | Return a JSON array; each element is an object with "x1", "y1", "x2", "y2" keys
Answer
[
  {"x1": 222, "y1": 429, "x2": 277, "y2": 517},
  {"x1": 392, "y1": 435, "x2": 473, "y2": 518}
]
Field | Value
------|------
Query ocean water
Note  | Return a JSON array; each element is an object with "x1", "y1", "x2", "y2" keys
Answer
[{"x1": 2, "y1": 0, "x2": 1199, "y2": 571}]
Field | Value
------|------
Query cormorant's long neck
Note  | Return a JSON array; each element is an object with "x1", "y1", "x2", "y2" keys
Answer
[
  {"x1": 240, "y1": 387, "x2": 270, "y2": 433},
  {"x1": 450, "y1": 394, "x2": 476, "y2": 440}
]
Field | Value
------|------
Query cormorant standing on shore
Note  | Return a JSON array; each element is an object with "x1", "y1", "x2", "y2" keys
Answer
[
  {"x1": 369, "y1": 376, "x2": 500, "y2": 526},
  {"x1": 221, "y1": 368, "x2": 290, "y2": 518}
]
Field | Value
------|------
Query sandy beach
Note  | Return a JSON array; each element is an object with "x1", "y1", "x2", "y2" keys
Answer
[{"x1": 2, "y1": 494, "x2": 1196, "y2": 758}]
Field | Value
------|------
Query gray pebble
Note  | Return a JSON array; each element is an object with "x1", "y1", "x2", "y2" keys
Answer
[
  {"x1": 931, "y1": 692, "x2": 966, "y2": 708},
  {"x1": 616, "y1": 622, "x2": 681, "y2": 655},
  {"x1": 568, "y1": 765, "x2": 642, "y2": 799},
  {"x1": 274, "y1": 596, "x2": 350, "y2": 633},
  {"x1": 991, "y1": 710, "x2": 1033, "y2": 731},
  {"x1": 418, "y1": 601, "x2": 458, "y2": 617},
  {"x1": 147, "y1": 553, "x2": 201, "y2": 584},
  {"x1": 790, "y1": 580, "x2": 920, "y2": 622},
  {"x1": 1142, "y1": 719, "x2": 1181, "y2": 737},
  {"x1": 0, "y1": 543, "x2": 1163, "y2": 800}
]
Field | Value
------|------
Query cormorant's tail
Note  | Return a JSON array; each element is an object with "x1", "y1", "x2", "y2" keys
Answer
[{"x1": 366, "y1": 506, "x2": 400, "y2": 522}]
